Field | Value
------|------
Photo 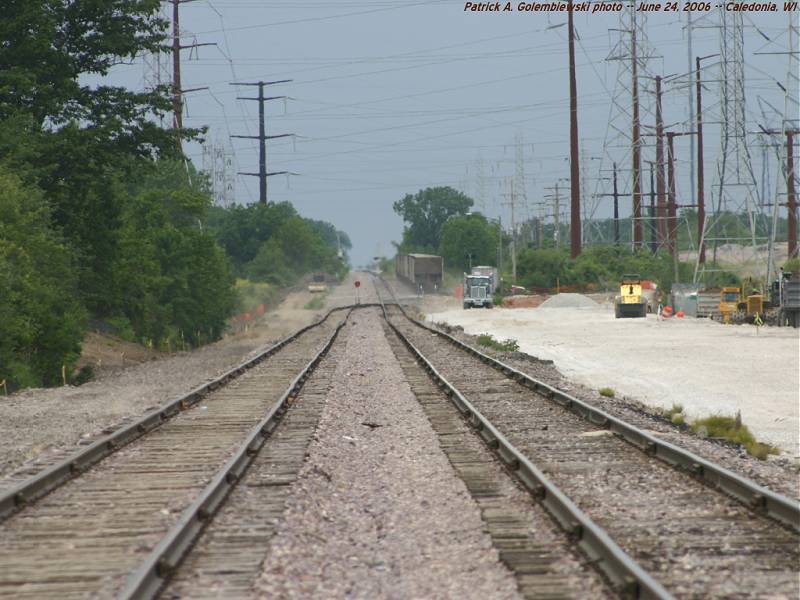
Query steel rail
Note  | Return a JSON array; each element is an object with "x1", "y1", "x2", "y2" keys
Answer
[
  {"x1": 117, "y1": 308, "x2": 352, "y2": 600},
  {"x1": 372, "y1": 290, "x2": 672, "y2": 599},
  {"x1": 376, "y1": 276, "x2": 800, "y2": 534},
  {"x1": 0, "y1": 304, "x2": 374, "y2": 523}
]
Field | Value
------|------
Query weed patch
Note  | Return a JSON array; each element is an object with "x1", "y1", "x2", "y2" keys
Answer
[
  {"x1": 304, "y1": 295, "x2": 326, "y2": 310},
  {"x1": 476, "y1": 333, "x2": 519, "y2": 352},
  {"x1": 598, "y1": 387, "x2": 615, "y2": 398},
  {"x1": 691, "y1": 413, "x2": 779, "y2": 460}
]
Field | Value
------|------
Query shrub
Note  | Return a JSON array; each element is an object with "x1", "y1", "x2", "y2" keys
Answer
[
  {"x1": 476, "y1": 333, "x2": 519, "y2": 352},
  {"x1": 691, "y1": 414, "x2": 778, "y2": 460},
  {"x1": 0, "y1": 169, "x2": 85, "y2": 388},
  {"x1": 599, "y1": 387, "x2": 615, "y2": 398},
  {"x1": 304, "y1": 295, "x2": 325, "y2": 310}
]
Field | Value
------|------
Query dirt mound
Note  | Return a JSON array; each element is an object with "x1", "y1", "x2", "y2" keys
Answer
[{"x1": 538, "y1": 293, "x2": 599, "y2": 309}]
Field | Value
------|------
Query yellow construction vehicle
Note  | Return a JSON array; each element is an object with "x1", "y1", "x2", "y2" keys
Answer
[
  {"x1": 719, "y1": 287, "x2": 740, "y2": 322},
  {"x1": 717, "y1": 285, "x2": 765, "y2": 323},
  {"x1": 614, "y1": 274, "x2": 648, "y2": 318}
]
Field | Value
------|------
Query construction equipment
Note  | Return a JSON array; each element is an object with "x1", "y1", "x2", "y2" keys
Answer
[
  {"x1": 719, "y1": 287, "x2": 741, "y2": 323},
  {"x1": 614, "y1": 274, "x2": 648, "y2": 318},
  {"x1": 307, "y1": 273, "x2": 328, "y2": 293}
]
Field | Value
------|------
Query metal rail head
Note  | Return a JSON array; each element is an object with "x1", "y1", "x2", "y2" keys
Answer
[
  {"x1": 117, "y1": 309, "x2": 354, "y2": 600},
  {"x1": 377, "y1": 274, "x2": 800, "y2": 534},
  {"x1": 385, "y1": 317, "x2": 673, "y2": 600},
  {"x1": 0, "y1": 304, "x2": 375, "y2": 525}
]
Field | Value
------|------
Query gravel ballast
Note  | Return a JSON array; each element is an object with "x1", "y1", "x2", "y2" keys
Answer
[{"x1": 257, "y1": 309, "x2": 522, "y2": 599}]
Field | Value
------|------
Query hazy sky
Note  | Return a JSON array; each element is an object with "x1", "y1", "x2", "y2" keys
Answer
[{"x1": 103, "y1": 2, "x2": 798, "y2": 265}]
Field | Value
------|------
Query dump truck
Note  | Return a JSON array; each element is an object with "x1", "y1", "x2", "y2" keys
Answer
[
  {"x1": 614, "y1": 275, "x2": 648, "y2": 318},
  {"x1": 463, "y1": 274, "x2": 493, "y2": 309},
  {"x1": 471, "y1": 266, "x2": 499, "y2": 294}
]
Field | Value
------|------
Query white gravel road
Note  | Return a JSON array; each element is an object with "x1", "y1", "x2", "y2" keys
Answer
[
  {"x1": 427, "y1": 301, "x2": 800, "y2": 456},
  {"x1": 257, "y1": 309, "x2": 522, "y2": 600}
]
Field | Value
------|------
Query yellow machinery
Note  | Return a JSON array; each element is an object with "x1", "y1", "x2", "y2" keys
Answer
[
  {"x1": 718, "y1": 287, "x2": 766, "y2": 323},
  {"x1": 614, "y1": 275, "x2": 648, "y2": 318},
  {"x1": 719, "y1": 287, "x2": 740, "y2": 322}
]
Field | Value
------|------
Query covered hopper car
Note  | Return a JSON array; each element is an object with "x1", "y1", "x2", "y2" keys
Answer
[{"x1": 395, "y1": 253, "x2": 443, "y2": 292}]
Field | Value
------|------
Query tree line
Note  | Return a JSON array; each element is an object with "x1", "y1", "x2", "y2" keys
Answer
[
  {"x1": 392, "y1": 186, "x2": 756, "y2": 294},
  {"x1": 0, "y1": 2, "x2": 347, "y2": 390}
]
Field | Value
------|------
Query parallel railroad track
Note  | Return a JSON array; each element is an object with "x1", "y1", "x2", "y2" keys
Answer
[
  {"x1": 374, "y1": 276, "x2": 800, "y2": 600},
  {"x1": 0, "y1": 306, "x2": 358, "y2": 599}
]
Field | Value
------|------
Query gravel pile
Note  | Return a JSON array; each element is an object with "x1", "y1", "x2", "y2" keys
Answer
[
  {"x1": 538, "y1": 293, "x2": 599, "y2": 309},
  {"x1": 257, "y1": 309, "x2": 522, "y2": 599}
]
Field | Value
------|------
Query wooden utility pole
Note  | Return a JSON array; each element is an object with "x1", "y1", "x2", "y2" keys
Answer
[
  {"x1": 667, "y1": 132, "x2": 679, "y2": 282},
  {"x1": 695, "y1": 56, "x2": 705, "y2": 264},
  {"x1": 568, "y1": 0, "x2": 581, "y2": 258},
  {"x1": 694, "y1": 54, "x2": 718, "y2": 263},
  {"x1": 759, "y1": 128, "x2": 800, "y2": 259},
  {"x1": 170, "y1": 0, "x2": 213, "y2": 152},
  {"x1": 647, "y1": 161, "x2": 657, "y2": 253},
  {"x1": 231, "y1": 80, "x2": 295, "y2": 204},
  {"x1": 655, "y1": 75, "x2": 667, "y2": 244},
  {"x1": 597, "y1": 162, "x2": 630, "y2": 246},
  {"x1": 631, "y1": 14, "x2": 643, "y2": 248},
  {"x1": 511, "y1": 180, "x2": 517, "y2": 284},
  {"x1": 789, "y1": 131, "x2": 797, "y2": 259}
]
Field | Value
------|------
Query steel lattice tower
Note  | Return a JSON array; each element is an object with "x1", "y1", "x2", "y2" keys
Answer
[{"x1": 699, "y1": 7, "x2": 763, "y2": 281}]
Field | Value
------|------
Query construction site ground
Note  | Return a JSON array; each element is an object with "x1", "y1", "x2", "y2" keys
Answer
[{"x1": 422, "y1": 294, "x2": 800, "y2": 457}]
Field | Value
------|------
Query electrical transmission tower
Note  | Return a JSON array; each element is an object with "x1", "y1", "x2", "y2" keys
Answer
[
  {"x1": 231, "y1": 80, "x2": 295, "y2": 204},
  {"x1": 601, "y1": 7, "x2": 659, "y2": 250},
  {"x1": 202, "y1": 137, "x2": 235, "y2": 208},
  {"x1": 699, "y1": 8, "x2": 763, "y2": 282}
]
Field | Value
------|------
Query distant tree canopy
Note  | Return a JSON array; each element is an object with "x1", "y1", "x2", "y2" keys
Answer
[
  {"x1": 393, "y1": 186, "x2": 473, "y2": 252},
  {"x1": 515, "y1": 246, "x2": 696, "y2": 293},
  {"x1": 207, "y1": 202, "x2": 349, "y2": 287},
  {"x1": 439, "y1": 214, "x2": 499, "y2": 272},
  {"x1": 0, "y1": 2, "x2": 353, "y2": 391}
]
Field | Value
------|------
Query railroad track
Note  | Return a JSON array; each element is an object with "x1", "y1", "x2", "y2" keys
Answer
[
  {"x1": 374, "y1": 276, "x2": 800, "y2": 600},
  {"x1": 0, "y1": 306, "x2": 357, "y2": 599}
]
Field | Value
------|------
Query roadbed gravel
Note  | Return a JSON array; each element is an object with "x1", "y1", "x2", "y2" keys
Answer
[
  {"x1": 419, "y1": 311, "x2": 800, "y2": 501},
  {"x1": 257, "y1": 308, "x2": 523, "y2": 599}
]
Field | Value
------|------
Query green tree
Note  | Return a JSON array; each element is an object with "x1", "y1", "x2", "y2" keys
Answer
[
  {"x1": 113, "y1": 161, "x2": 236, "y2": 347},
  {"x1": 0, "y1": 1, "x2": 202, "y2": 314},
  {"x1": 393, "y1": 186, "x2": 473, "y2": 252},
  {"x1": 0, "y1": 169, "x2": 85, "y2": 388},
  {"x1": 439, "y1": 214, "x2": 498, "y2": 272}
]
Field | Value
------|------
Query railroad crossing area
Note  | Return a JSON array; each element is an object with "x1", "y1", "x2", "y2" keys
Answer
[{"x1": 0, "y1": 275, "x2": 798, "y2": 599}]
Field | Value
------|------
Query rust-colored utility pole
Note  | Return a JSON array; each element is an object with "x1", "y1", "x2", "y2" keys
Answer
[
  {"x1": 613, "y1": 162, "x2": 620, "y2": 246},
  {"x1": 695, "y1": 56, "x2": 705, "y2": 263},
  {"x1": 655, "y1": 75, "x2": 667, "y2": 245},
  {"x1": 667, "y1": 132, "x2": 679, "y2": 281},
  {"x1": 631, "y1": 15, "x2": 643, "y2": 249},
  {"x1": 568, "y1": 0, "x2": 581, "y2": 258},
  {"x1": 788, "y1": 131, "x2": 797, "y2": 258},
  {"x1": 170, "y1": 0, "x2": 213, "y2": 153}
]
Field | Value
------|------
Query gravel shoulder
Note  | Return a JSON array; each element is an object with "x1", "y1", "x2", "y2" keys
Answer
[
  {"x1": 424, "y1": 299, "x2": 799, "y2": 457},
  {"x1": 0, "y1": 286, "x2": 341, "y2": 485},
  {"x1": 256, "y1": 308, "x2": 522, "y2": 600},
  {"x1": 408, "y1": 301, "x2": 800, "y2": 500}
]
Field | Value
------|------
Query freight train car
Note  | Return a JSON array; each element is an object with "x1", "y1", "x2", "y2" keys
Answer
[{"x1": 395, "y1": 253, "x2": 443, "y2": 292}]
